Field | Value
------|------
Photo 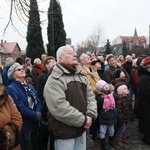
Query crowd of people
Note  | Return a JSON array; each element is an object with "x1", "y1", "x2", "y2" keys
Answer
[{"x1": 0, "y1": 45, "x2": 150, "y2": 150}]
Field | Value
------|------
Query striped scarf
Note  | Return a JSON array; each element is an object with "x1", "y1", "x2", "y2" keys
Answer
[{"x1": 22, "y1": 81, "x2": 37, "y2": 109}]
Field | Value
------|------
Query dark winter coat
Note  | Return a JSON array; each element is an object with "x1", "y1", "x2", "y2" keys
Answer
[
  {"x1": 104, "y1": 66, "x2": 130, "y2": 87},
  {"x1": 37, "y1": 69, "x2": 49, "y2": 123},
  {"x1": 138, "y1": 67, "x2": 150, "y2": 136},
  {"x1": 7, "y1": 80, "x2": 43, "y2": 150},
  {"x1": 123, "y1": 61, "x2": 133, "y2": 76},
  {"x1": 116, "y1": 95, "x2": 131, "y2": 125},
  {"x1": 97, "y1": 93, "x2": 117, "y2": 125},
  {"x1": 31, "y1": 64, "x2": 43, "y2": 89},
  {"x1": 130, "y1": 66, "x2": 138, "y2": 94},
  {"x1": 37, "y1": 69, "x2": 49, "y2": 101}
]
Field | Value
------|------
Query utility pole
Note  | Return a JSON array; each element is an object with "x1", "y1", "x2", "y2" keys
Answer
[{"x1": 50, "y1": 0, "x2": 55, "y2": 56}]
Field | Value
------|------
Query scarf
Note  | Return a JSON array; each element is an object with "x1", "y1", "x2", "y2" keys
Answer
[
  {"x1": 60, "y1": 63, "x2": 77, "y2": 74},
  {"x1": 22, "y1": 81, "x2": 38, "y2": 109},
  {"x1": 101, "y1": 92, "x2": 115, "y2": 112}
]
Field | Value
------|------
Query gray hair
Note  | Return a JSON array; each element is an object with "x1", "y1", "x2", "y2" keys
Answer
[
  {"x1": 125, "y1": 55, "x2": 132, "y2": 61},
  {"x1": 34, "y1": 58, "x2": 41, "y2": 64},
  {"x1": 56, "y1": 45, "x2": 72, "y2": 63},
  {"x1": 79, "y1": 53, "x2": 89, "y2": 65}
]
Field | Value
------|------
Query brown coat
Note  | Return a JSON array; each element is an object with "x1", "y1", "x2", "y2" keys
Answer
[
  {"x1": 0, "y1": 96, "x2": 22, "y2": 150},
  {"x1": 31, "y1": 65, "x2": 43, "y2": 88}
]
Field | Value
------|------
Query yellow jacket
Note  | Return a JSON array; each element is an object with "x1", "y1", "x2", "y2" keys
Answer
[{"x1": 81, "y1": 65, "x2": 101, "y2": 95}]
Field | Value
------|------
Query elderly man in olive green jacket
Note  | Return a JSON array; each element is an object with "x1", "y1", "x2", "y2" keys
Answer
[{"x1": 44, "y1": 45, "x2": 97, "y2": 150}]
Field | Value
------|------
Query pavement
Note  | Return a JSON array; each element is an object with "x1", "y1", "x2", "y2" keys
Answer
[{"x1": 87, "y1": 118, "x2": 150, "y2": 150}]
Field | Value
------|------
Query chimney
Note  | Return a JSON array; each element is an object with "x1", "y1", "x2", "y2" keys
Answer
[{"x1": 1, "y1": 40, "x2": 3, "y2": 46}]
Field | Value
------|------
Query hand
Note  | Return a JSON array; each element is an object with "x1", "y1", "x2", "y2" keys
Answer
[
  {"x1": 84, "y1": 116, "x2": 92, "y2": 129},
  {"x1": 37, "y1": 112, "x2": 41, "y2": 121}
]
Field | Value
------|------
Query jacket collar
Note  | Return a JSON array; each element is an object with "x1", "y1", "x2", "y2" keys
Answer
[{"x1": 51, "y1": 63, "x2": 83, "y2": 78}]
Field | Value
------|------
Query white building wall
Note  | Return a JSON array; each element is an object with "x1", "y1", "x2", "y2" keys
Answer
[{"x1": 112, "y1": 36, "x2": 122, "y2": 44}]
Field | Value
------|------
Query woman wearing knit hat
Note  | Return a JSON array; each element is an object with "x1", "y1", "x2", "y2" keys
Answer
[
  {"x1": 7, "y1": 63, "x2": 43, "y2": 150},
  {"x1": 16, "y1": 57, "x2": 33, "y2": 84},
  {"x1": 138, "y1": 56, "x2": 150, "y2": 145},
  {"x1": 115, "y1": 84, "x2": 132, "y2": 148},
  {"x1": 96, "y1": 80, "x2": 117, "y2": 150}
]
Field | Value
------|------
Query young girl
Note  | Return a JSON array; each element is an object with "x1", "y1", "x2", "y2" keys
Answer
[
  {"x1": 116, "y1": 84, "x2": 131, "y2": 148},
  {"x1": 96, "y1": 80, "x2": 117, "y2": 150}
]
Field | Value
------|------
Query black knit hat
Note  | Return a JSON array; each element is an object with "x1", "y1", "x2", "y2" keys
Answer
[
  {"x1": 113, "y1": 69, "x2": 122, "y2": 78},
  {"x1": 91, "y1": 60, "x2": 100, "y2": 66},
  {"x1": 16, "y1": 57, "x2": 24, "y2": 65},
  {"x1": 136, "y1": 58, "x2": 143, "y2": 67}
]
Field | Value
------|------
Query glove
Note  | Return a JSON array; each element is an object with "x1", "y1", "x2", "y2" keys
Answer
[{"x1": 37, "y1": 112, "x2": 41, "y2": 121}]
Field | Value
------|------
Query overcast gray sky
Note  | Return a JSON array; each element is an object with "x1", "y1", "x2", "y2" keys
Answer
[{"x1": 0, "y1": 0, "x2": 150, "y2": 50}]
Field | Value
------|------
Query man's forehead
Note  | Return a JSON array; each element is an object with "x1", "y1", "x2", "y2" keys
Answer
[
  {"x1": 81, "y1": 53, "x2": 87, "y2": 57},
  {"x1": 64, "y1": 47, "x2": 73, "y2": 51}
]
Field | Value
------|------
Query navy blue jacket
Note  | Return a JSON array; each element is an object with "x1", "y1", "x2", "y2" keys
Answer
[
  {"x1": 97, "y1": 93, "x2": 117, "y2": 125},
  {"x1": 7, "y1": 80, "x2": 43, "y2": 149}
]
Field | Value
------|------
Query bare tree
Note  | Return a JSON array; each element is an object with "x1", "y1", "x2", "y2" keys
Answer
[
  {"x1": 2, "y1": 0, "x2": 46, "y2": 35},
  {"x1": 76, "y1": 25, "x2": 105, "y2": 57}
]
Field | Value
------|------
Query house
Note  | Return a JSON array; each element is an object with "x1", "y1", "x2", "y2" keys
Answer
[
  {"x1": 0, "y1": 40, "x2": 21, "y2": 66},
  {"x1": 112, "y1": 28, "x2": 147, "y2": 55}
]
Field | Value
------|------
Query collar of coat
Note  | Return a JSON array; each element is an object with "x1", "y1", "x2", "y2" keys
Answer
[{"x1": 50, "y1": 63, "x2": 84, "y2": 79}]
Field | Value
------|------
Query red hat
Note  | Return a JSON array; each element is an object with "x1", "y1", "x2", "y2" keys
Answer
[{"x1": 143, "y1": 56, "x2": 150, "y2": 66}]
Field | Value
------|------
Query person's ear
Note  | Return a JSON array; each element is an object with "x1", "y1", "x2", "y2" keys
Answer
[{"x1": 59, "y1": 56, "x2": 64, "y2": 62}]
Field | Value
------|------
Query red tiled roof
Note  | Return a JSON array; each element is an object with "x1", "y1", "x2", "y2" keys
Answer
[
  {"x1": 138, "y1": 36, "x2": 146, "y2": 43},
  {"x1": 1, "y1": 42, "x2": 18, "y2": 53},
  {"x1": 120, "y1": 36, "x2": 134, "y2": 42},
  {"x1": 120, "y1": 36, "x2": 146, "y2": 43}
]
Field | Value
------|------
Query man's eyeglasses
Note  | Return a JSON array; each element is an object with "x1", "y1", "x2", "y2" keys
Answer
[
  {"x1": 62, "y1": 50, "x2": 76, "y2": 55},
  {"x1": 67, "y1": 50, "x2": 76, "y2": 55},
  {"x1": 15, "y1": 68, "x2": 25, "y2": 71}
]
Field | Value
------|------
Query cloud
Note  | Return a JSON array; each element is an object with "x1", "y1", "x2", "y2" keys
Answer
[{"x1": 0, "y1": 0, "x2": 150, "y2": 50}]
